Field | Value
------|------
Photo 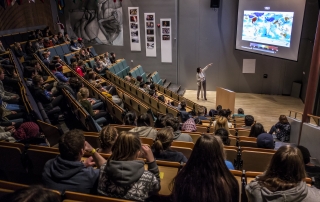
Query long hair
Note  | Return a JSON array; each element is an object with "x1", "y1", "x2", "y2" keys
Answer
[
  {"x1": 153, "y1": 127, "x2": 174, "y2": 153},
  {"x1": 137, "y1": 113, "x2": 151, "y2": 127},
  {"x1": 257, "y1": 145, "x2": 306, "y2": 192},
  {"x1": 214, "y1": 116, "x2": 230, "y2": 134},
  {"x1": 279, "y1": 115, "x2": 289, "y2": 124},
  {"x1": 99, "y1": 126, "x2": 118, "y2": 151},
  {"x1": 170, "y1": 134, "x2": 239, "y2": 202},
  {"x1": 124, "y1": 111, "x2": 137, "y2": 126},
  {"x1": 249, "y1": 123, "x2": 265, "y2": 138},
  {"x1": 109, "y1": 131, "x2": 141, "y2": 161},
  {"x1": 77, "y1": 87, "x2": 89, "y2": 101}
]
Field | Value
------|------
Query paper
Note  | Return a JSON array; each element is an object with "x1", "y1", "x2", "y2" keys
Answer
[{"x1": 242, "y1": 59, "x2": 256, "y2": 73}]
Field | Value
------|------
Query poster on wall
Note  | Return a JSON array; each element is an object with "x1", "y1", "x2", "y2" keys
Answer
[
  {"x1": 67, "y1": 0, "x2": 123, "y2": 46},
  {"x1": 160, "y1": 18, "x2": 172, "y2": 63},
  {"x1": 128, "y1": 7, "x2": 141, "y2": 51},
  {"x1": 144, "y1": 13, "x2": 156, "y2": 57}
]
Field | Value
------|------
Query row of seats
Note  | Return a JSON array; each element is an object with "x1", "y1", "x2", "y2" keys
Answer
[
  {"x1": 107, "y1": 59, "x2": 130, "y2": 78},
  {"x1": 0, "y1": 30, "x2": 38, "y2": 49},
  {"x1": 63, "y1": 46, "x2": 98, "y2": 65},
  {"x1": 150, "y1": 71, "x2": 164, "y2": 86},
  {"x1": 129, "y1": 65, "x2": 148, "y2": 82}
]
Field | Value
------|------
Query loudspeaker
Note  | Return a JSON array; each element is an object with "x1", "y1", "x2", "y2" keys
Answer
[{"x1": 210, "y1": 0, "x2": 220, "y2": 8}]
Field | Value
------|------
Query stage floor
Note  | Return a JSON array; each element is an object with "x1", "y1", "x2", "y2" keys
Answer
[{"x1": 183, "y1": 90, "x2": 305, "y2": 131}]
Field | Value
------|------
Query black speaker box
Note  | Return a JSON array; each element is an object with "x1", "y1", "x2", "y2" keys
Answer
[{"x1": 210, "y1": 0, "x2": 220, "y2": 8}]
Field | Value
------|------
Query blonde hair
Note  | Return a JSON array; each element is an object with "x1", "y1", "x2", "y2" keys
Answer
[
  {"x1": 77, "y1": 87, "x2": 89, "y2": 101},
  {"x1": 214, "y1": 116, "x2": 230, "y2": 134},
  {"x1": 153, "y1": 127, "x2": 174, "y2": 153},
  {"x1": 99, "y1": 126, "x2": 118, "y2": 151},
  {"x1": 109, "y1": 131, "x2": 141, "y2": 161}
]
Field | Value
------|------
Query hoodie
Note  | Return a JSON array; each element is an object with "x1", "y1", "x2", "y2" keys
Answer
[
  {"x1": 246, "y1": 179, "x2": 320, "y2": 202},
  {"x1": 42, "y1": 156, "x2": 99, "y2": 194},
  {"x1": 173, "y1": 130, "x2": 193, "y2": 142},
  {"x1": 129, "y1": 126, "x2": 157, "y2": 140},
  {"x1": 98, "y1": 160, "x2": 160, "y2": 201}
]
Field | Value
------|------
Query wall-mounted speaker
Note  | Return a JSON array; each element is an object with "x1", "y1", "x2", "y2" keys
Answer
[{"x1": 210, "y1": 0, "x2": 220, "y2": 8}]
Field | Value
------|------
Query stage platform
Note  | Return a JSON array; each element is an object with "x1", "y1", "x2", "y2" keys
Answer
[{"x1": 183, "y1": 90, "x2": 305, "y2": 131}]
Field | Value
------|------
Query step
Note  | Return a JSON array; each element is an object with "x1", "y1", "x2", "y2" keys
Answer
[{"x1": 177, "y1": 87, "x2": 186, "y2": 96}]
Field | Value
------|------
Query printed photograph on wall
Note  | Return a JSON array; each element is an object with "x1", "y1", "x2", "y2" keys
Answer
[
  {"x1": 147, "y1": 29, "x2": 154, "y2": 35},
  {"x1": 146, "y1": 15, "x2": 154, "y2": 21},
  {"x1": 163, "y1": 35, "x2": 170, "y2": 40},
  {"x1": 147, "y1": 43, "x2": 154, "y2": 49},
  {"x1": 130, "y1": 16, "x2": 138, "y2": 22},
  {"x1": 131, "y1": 31, "x2": 138, "y2": 37},
  {"x1": 162, "y1": 21, "x2": 170, "y2": 27},
  {"x1": 132, "y1": 37, "x2": 139, "y2": 43},
  {"x1": 146, "y1": 22, "x2": 154, "y2": 28},
  {"x1": 131, "y1": 23, "x2": 138, "y2": 29},
  {"x1": 162, "y1": 28, "x2": 170, "y2": 34},
  {"x1": 130, "y1": 9, "x2": 137, "y2": 15},
  {"x1": 67, "y1": 0, "x2": 124, "y2": 46},
  {"x1": 147, "y1": 36, "x2": 154, "y2": 42}
]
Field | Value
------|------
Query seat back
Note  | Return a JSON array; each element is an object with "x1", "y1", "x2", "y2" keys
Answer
[
  {"x1": 27, "y1": 149, "x2": 59, "y2": 177},
  {"x1": 239, "y1": 140, "x2": 257, "y2": 148},
  {"x1": 171, "y1": 141, "x2": 194, "y2": 149},
  {"x1": 170, "y1": 146, "x2": 192, "y2": 159},
  {"x1": 64, "y1": 191, "x2": 134, "y2": 202},
  {"x1": 84, "y1": 135, "x2": 101, "y2": 149},
  {"x1": 155, "y1": 161, "x2": 181, "y2": 195},
  {"x1": 238, "y1": 130, "x2": 250, "y2": 137},
  {"x1": 242, "y1": 150, "x2": 274, "y2": 172},
  {"x1": 225, "y1": 148, "x2": 238, "y2": 166},
  {"x1": 37, "y1": 120, "x2": 62, "y2": 147},
  {"x1": 140, "y1": 137, "x2": 154, "y2": 147}
]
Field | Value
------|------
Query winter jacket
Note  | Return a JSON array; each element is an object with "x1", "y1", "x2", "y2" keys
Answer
[{"x1": 129, "y1": 126, "x2": 157, "y2": 140}]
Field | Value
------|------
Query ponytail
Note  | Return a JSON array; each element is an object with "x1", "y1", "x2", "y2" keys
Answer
[
  {"x1": 153, "y1": 139, "x2": 164, "y2": 153},
  {"x1": 153, "y1": 127, "x2": 174, "y2": 153}
]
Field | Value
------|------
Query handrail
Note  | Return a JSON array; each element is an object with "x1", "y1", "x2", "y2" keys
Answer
[
  {"x1": 288, "y1": 110, "x2": 303, "y2": 119},
  {"x1": 307, "y1": 114, "x2": 320, "y2": 126}
]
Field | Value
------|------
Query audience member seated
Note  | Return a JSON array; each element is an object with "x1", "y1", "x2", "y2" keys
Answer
[
  {"x1": 64, "y1": 32, "x2": 71, "y2": 42},
  {"x1": 104, "y1": 52, "x2": 112, "y2": 66},
  {"x1": 297, "y1": 145, "x2": 320, "y2": 189},
  {"x1": 77, "y1": 37, "x2": 85, "y2": 48},
  {"x1": 87, "y1": 71, "x2": 98, "y2": 85},
  {"x1": 139, "y1": 82, "x2": 149, "y2": 93},
  {"x1": 158, "y1": 94, "x2": 173, "y2": 106},
  {"x1": 71, "y1": 62, "x2": 83, "y2": 77},
  {"x1": 149, "y1": 89, "x2": 157, "y2": 98},
  {"x1": 170, "y1": 134, "x2": 239, "y2": 201},
  {"x1": 32, "y1": 75, "x2": 63, "y2": 111},
  {"x1": 0, "y1": 125, "x2": 16, "y2": 141},
  {"x1": 28, "y1": 31, "x2": 37, "y2": 40},
  {"x1": 233, "y1": 108, "x2": 245, "y2": 118},
  {"x1": 0, "y1": 68, "x2": 20, "y2": 104},
  {"x1": 35, "y1": 29, "x2": 43, "y2": 39},
  {"x1": 43, "y1": 38, "x2": 54, "y2": 48},
  {"x1": 68, "y1": 77, "x2": 83, "y2": 97},
  {"x1": 43, "y1": 26, "x2": 53, "y2": 37},
  {"x1": 152, "y1": 127, "x2": 187, "y2": 163},
  {"x1": 25, "y1": 41, "x2": 37, "y2": 57},
  {"x1": 213, "y1": 109, "x2": 233, "y2": 128},
  {"x1": 49, "y1": 63, "x2": 69, "y2": 83},
  {"x1": 77, "y1": 87, "x2": 107, "y2": 126},
  {"x1": 42, "y1": 52, "x2": 50, "y2": 67},
  {"x1": 268, "y1": 115, "x2": 291, "y2": 142},
  {"x1": 249, "y1": 123, "x2": 265, "y2": 138},
  {"x1": 246, "y1": 145, "x2": 320, "y2": 201},
  {"x1": 12, "y1": 122, "x2": 42, "y2": 144},
  {"x1": 197, "y1": 106, "x2": 208, "y2": 120},
  {"x1": 13, "y1": 42, "x2": 27, "y2": 58},
  {"x1": 0, "y1": 98, "x2": 24, "y2": 124},
  {"x1": 256, "y1": 133, "x2": 274, "y2": 149},
  {"x1": 34, "y1": 38, "x2": 44, "y2": 51},
  {"x1": 215, "y1": 128, "x2": 231, "y2": 146},
  {"x1": 95, "y1": 84, "x2": 123, "y2": 108},
  {"x1": 109, "y1": 52, "x2": 116, "y2": 64},
  {"x1": 51, "y1": 34, "x2": 60, "y2": 45},
  {"x1": 92, "y1": 131, "x2": 160, "y2": 201},
  {"x1": 70, "y1": 41, "x2": 80, "y2": 52},
  {"x1": 42, "y1": 129, "x2": 99, "y2": 193},
  {"x1": 181, "y1": 118, "x2": 197, "y2": 132},
  {"x1": 97, "y1": 125, "x2": 118, "y2": 154},
  {"x1": 57, "y1": 32, "x2": 65, "y2": 44},
  {"x1": 243, "y1": 115, "x2": 255, "y2": 129},
  {"x1": 74, "y1": 52, "x2": 81, "y2": 62},
  {"x1": 163, "y1": 116, "x2": 193, "y2": 142},
  {"x1": 0, "y1": 40, "x2": 6, "y2": 54},
  {"x1": 209, "y1": 105, "x2": 222, "y2": 117},
  {"x1": 99, "y1": 55, "x2": 108, "y2": 68},
  {"x1": 80, "y1": 48, "x2": 90, "y2": 60},
  {"x1": 129, "y1": 113, "x2": 157, "y2": 140},
  {"x1": 94, "y1": 57, "x2": 106, "y2": 74},
  {"x1": 134, "y1": 75, "x2": 143, "y2": 87},
  {"x1": 149, "y1": 84, "x2": 158, "y2": 96},
  {"x1": 123, "y1": 111, "x2": 137, "y2": 126},
  {"x1": 28, "y1": 60, "x2": 48, "y2": 80},
  {"x1": 1, "y1": 185, "x2": 61, "y2": 202},
  {"x1": 214, "y1": 117, "x2": 231, "y2": 133}
]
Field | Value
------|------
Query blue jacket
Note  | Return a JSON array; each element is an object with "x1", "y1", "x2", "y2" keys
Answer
[{"x1": 54, "y1": 71, "x2": 69, "y2": 82}]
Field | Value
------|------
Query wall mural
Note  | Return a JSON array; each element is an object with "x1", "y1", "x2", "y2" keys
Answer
[{"x1": 67, "y1": 0, "x2": 123, "y2": 46}]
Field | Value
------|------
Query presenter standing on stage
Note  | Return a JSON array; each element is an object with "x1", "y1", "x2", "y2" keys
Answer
[{"x1": 196, "y1": 63, "x2": 212, "y2": 100}]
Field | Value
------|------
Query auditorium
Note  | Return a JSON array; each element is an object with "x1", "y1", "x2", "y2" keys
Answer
[{"x1": 0, "y1": 0, "x2": 320, "y2": 201}]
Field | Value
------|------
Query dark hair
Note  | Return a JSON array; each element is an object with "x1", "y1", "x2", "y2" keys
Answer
[
  {"x1": 297, "y1": 145, "x2": 311, "y2": 164},
  {"x1": 155, "y1": 114, "x2": 166, "y2": 128},
  {"x1": 249, "y1": 123, "x2": 265, "y2": 138},
  {"x1": 3, "y1": 185, "x2": 61, "y2": 202},
  {"x1": 69, "y1": 77, "x2": 83, "y2": 93},
  {"x1": 196, "y1": 67, "x2": 201, "y2": 73},
  {"x1": 48, "y1": 63, "x2": 56, "y2": 71},
  {"x1": 257, "y1": 145, "x2": 306, "y2": 192},
  {"x1": 238, "y1": 108, "x2": 244, "y2": 114},
  {"x1": 170, "y1": 135, "x2": 239, "y2": 202},
  {"x1": 279, "y1": 115, "x2": 289, "y2": 124},
  {"x1": 99, "y1": 126, "x2": 118, "y2": 150},
  {"x1": 59, "y1": 129, "x2": 85, "y2": 161},
  {"x1": 154, "y1": 127, "x2": 174, "y2": 153},
  {"x1": 164, "y1": 117, "x2": 180, "y2": 131},
  {"x1": 149, "y1": 89, "x2": 155, "y2": 96},
  {"x1": 124, "y1": 111, "x2": 137, "y2": 126},
  {"x1": 180, "y1": 100, "x2": 186, "y2": 109},
  {"x1": 137, "y1": 113, "x2": 151, "y2": 127},
  {"x1": 150, "y1": 84, "x2": 155, "y2": 90},
  {"x1": 136, "y1": 76, "x2": 142, "y2": 82},
  {"x1": 216, "y1": 105, "x2": 222, "y2": 111},
  {"x1": 215, "y1": 128, "x2": 230, "y2": 145},
  {"x1": 244, "y1": 115, "x2": 254, "y2": 126},
  {"x1": 32, "y1": 75, "x2": 43, "y2": 85},
  {"x1": 158, "y1": 95, "x2": 165, "y2": 103},
  {"x1": 139, "y1": 82, "x2": 145, "y2": 88},
  {"x1": 218, "y1": 109, "x2": 228, "y2": 118}
]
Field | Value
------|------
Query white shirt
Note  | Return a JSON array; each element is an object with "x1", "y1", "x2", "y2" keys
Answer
[{"x1": 196, "y1": 65, "x2": 209, "y2": 82}]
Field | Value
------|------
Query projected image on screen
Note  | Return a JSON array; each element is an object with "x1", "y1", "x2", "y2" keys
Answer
[{"x1": 242, "y1": 11, "x2": 294, "y2": 47}]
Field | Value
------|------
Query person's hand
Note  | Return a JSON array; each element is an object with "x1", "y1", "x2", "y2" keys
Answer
[
  {"x1": 83, "y1": 156, "x2": 95, "y2": 167},
  {"x1": 141, "y1": 145, "x2": 155, "y2": 163},
  {"x1": 84, "y1": 141, "x2": 94, "y2": 153},
  {"x1": 94, "y1": 110, "x2": 99, "y2": 114},
  {"x1": 9, "y1": 128, "x2": 16, "y2": 134},
  {"x1": 5, "y1": 126, "x2": 14, "y2": 131},
  {"x1": 209, "y1": 63, "x2": 213, "y2": 66},
  {"x1": 11, "y1": 111, "x2": 17, "y2": 114}
]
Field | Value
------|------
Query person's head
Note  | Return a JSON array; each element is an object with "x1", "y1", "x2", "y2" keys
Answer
[
  {"x1": 136, "y1": 113, "x2": 152, "y2": 127},
  {"x1": 77, "y1": 87, "x2": 89, "y2": 100},
  {"x1": 218, "y1": 109, "x2": 228, "y2": 118},
  {"x1": 149, "y1": 89, "x2": 155, "y2": 96},
  {"x1": 69, "y1": 77, "x2": 83, "y2": 92},
  {"x1": 88, "y1": 71, "x2": 96, "y2": 80},
  {"x1": 42, "y1": 52, "x2": 49, "y2": 59},
  {"x1": 164, "y1": 117, "x2": 180, "y2": 132},
  {"x1": 71, "y1": 62, "x2": 77, "y2": 70},
  {"x1": 3, "y1": 185, "x2": 61, "y2": 202},
  {"x1": 99, "y1": 126, "x2": 118, "y2": 153},
  {"x1": 124, "y1": 111, "x2": 137, "y2": 126},
  {"x1": 196, "y1": 67, "x2": 201, "y2": 73},
  {"x1": 124, "y1": 75, "x2": 131, "y2": 81},
  {"x1": 77, "y1": 37, "x2": 82, "y2": 42},
  {"x1": 257, "y1": 145, "x2": 306, "y2": 192},
  {"x1": 244, "y1": 115, "x2": 254, "y2": 126},
  {"x1": 53, "y1": 34, "x2": 58, "y2": 40},
  {"x1": 180, "y1": 100, "x2": 186, "y2": 109},
  {"x1": 32, "y1": 75, "x2": 43, "y2": 86},
  {"x1": 53, "y1": 55, "x2": 61, "y2": 61},
  {"x1": 154, "y1": 127, "x2": 174, "y2": 153},
  {"x1": 0, "y1": 68, "x2": 4, "y2": 80},
  {"x1": 109, "y1": 131, "x2": 141, "y2": 161},
  {"x1": 216, "y1": 105, "x2": 222, "y2": 111},
  {"x1": 237, "y1": 108, "x2": 244, "y2": 114},
  {"x1": 297, "y1": 145, "x2": 311, "y2": 165},
  {"x1": 70, "y1": 40, "x2": 76, "y2": 46},
  {"x1": 139, "y1": 82, "x2": 146, "y2": 89},
  {"x1": 214, "y1": 116, "x2": 229, "y2": 132},
  {"x1": 198, "y1": 106, "x2": 205, "y2": 116},
  {"x1": 64, "y1": 32, "x2": 69, "y2": 37},
  {"x1": 75, "y1": 52, "x2": 80, "y2": 58},
  {"x1": 136, "y1": 76, "x2": 142, "y2": 82},
  {"x1": 257, "y1": 133, "x2": 274, "y2": 149},
  {"x1": 58, "y1": 32, "x2": 63, "y2": 37},
  {"x1": 215, "y1": 128, "x2": 230, "y2": 145},
  {"x1": 110, "y1": 52, "x2": 115, "y2": 58},
  {"x1": 279, "y1": 115, "x2": 289, "y2": 124},
  {"x1": 55, "y1": 63, "x2": 63, "y2": 72},
  {"x1": 149, "y1": 84, "x2": 155, "y2": 90},
  {"x1": 48, "y1": 63, "x2": 56, "y2": 71},
  {"x1": 59, "y1": 129, "x2": 85, "y2": 161},
  {"x1": 249, "y1": 123, "x2": 265, "y2": 138},
  {"x1": 171, "y1": 134, "x2": 239, "y2": 202},
  {"x1": 99, "y1": 55, "x2": 105, "y2": 60},
  {"x1": 158, "y1": 95, "x2": 165, "y2": 103}
]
